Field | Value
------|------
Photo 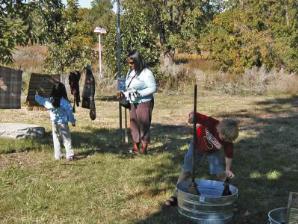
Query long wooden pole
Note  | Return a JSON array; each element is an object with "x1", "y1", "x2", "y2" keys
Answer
[
  {"x1": 116, "y1": 0, "x2": 124, "y2": 141},
  {"x1": 188, "y1": 84, "x2": 200, "y2": 195},
  {"x1": 192, "y1": 84, "x2": 197, "y2": 184}
]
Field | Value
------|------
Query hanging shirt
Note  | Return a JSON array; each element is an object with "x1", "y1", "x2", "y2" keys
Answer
[
  {"x1": 82, "y1": 68, "x2": 95, "y2": 109},
  {"x1": 69, "y1": 71, "x2": 81, "y2": 106}
]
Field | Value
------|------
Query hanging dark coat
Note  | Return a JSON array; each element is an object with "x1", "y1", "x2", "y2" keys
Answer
[
  {"x1": 82, "y1": 66, "x2": 96, "y2": 120},
  {"x1": 69, "y1": 71, "x2": 81, "y2": 112}
]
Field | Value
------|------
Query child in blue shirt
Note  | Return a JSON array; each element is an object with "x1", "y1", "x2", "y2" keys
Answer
[{"x1": 35, "y1": 82, "x2": 76, "y2": 161}]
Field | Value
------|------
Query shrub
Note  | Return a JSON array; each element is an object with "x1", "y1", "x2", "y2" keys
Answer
[
  {"x1": 196, "y1": 66, "x2": 298, "y2": 95},
  {"x1": 159, "y1": 63, "x2": 196, "y2": 92}
]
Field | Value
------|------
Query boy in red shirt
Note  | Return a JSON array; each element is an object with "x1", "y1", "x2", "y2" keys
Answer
[{"x1": 165, "y1": 112, "x2": 239, "y2": 206}]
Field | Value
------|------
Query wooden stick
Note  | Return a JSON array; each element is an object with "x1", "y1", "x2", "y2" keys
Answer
[
  {"x1": 188, "y1": 84, "x2": 200, "y2": 195},
  {"x1": 192, "y1": 84, "x2": 197, "y2": 183}
]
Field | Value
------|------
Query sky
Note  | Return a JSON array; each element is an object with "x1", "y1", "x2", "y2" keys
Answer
[
  {"x1": 77, "y1": 0, "x2": 92, "y2": 8},
  {"x1": 62, "y1": 0, "x2": 92, "y2": 8}
]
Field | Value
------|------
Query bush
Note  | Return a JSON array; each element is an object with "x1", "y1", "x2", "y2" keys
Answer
[
  {"x1": 196, "y1": 66, "x2": 298, "y2": 95},
  {"x1": 159, "y1": 63, "x2": 196, "y2": 92}
]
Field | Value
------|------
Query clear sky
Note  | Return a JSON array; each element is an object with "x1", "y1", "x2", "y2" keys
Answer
[
  {"x1": 77, "y1": 0, "x2": 92, "y2": 8},
  {"x1": 62, "y1": 0, "x2": 92, "y2": 8}
]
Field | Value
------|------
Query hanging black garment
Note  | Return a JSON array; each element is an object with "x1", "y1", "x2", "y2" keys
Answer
[
  {"x1": 82, "y1": 66, "x2": 96, "y2": 120},
  {"x1": 69, "y1": 71, "x2": 81, "y2": 112}
]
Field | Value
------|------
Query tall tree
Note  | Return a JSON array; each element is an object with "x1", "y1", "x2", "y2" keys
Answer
[
  {"x1": 89, "y1": 0, "x2": 114, "y2": 31},
  {"x1": 102, "y1": 0, "x2": 160, "y2": 78},
  {"x1": 45, "y1": 0, "x2": 95, "y2": 73},
  {"x1": 102, "y1": 0, "x2": 219, "y2": 77},
  {"x1": 135, "y1": 0, "x2": 219, "y2": 64},
  {"x1": 35, "y1": 0, "x2": 65, "y2": 45},
  {"x1": 203, "y1": 0, "x2": 298, "y2": 73},
  {"x1": 0, "y1": 1, "x2": 40, "y2": 64}
]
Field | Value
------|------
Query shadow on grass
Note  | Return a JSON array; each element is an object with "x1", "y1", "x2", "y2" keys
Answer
[
  {"x1": 136, "y1": 206, "x2": 192, "y2": 224},
  {"x1": 0, "y1": 120, "x2": 190, "y2": 164},
  {"x1": 0, "y1": 131, "x2": 53, "y2": 154},
  {"x1": 135, "y1": 95, "x2": 298, "y2": 224},
  {"x1": 70, "y1": 123, "x2": 190, "y2": 162},
  {"x1": 2, "y1": 94, "x2": 297, "y2": 224},
  {"x1": 228, "y1": 95, "x2": 298, "y2": 224}
]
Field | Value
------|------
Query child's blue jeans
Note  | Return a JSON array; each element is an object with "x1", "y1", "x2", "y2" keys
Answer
[{"x1": 182, "y1": 141, "x2": 224, "y2": 175}]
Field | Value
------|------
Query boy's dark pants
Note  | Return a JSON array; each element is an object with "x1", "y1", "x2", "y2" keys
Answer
[{"x1": 129, "y1": 99, "x2": 154, "y2": 146}]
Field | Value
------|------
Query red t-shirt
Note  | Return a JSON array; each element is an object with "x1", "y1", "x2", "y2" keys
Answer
[{"x1": 194, "y1": 113, "x2": 233, "y2": 158}]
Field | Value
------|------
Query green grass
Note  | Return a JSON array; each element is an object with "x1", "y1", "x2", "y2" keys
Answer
[{"x1": 1, "y1": 89, "x2": 298, "y2": 224}]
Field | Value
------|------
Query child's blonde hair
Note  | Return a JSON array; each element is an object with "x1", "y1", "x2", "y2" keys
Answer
[{"x1": 217, "y1": 119, "x2": 239, "y2": 142}]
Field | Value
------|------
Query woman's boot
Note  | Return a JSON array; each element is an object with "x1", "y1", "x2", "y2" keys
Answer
[
  {"x1": 132, "y1": 142, "x2": 139, "y2": 154},
  {"x1": 141, "y1": 142, "x2": 148, "y2": 154}
]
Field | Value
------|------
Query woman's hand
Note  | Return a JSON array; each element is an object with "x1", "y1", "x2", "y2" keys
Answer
[
  {"x1": 116, "y1": 92, "x2": 122, "y2": 99},
  {"x1": 117, "y1": 91, "x2": 126, "y2": 99},
  {"x1": 129, "y1": 90, "x2": 140, "y2": 102}
]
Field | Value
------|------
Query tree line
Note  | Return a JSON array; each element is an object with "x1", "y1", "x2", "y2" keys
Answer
[{"x1": 1, "y1": 0, "x2": 297, "y2": 78}]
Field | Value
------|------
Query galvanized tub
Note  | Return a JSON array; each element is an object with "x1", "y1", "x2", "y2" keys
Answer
[
  {"x1": 268, "y1": 207, "x2": 287, "y2": 224},
  {"x1": 177, "y1": 179, "x2": 238, "y2": 224}
]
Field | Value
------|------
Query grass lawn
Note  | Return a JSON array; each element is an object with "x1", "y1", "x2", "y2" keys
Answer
[{"x1": 1, "y1": 88, "x2": 298, "y2": 224}]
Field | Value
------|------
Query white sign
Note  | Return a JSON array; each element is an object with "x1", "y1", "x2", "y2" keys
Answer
[{"x1": 94, "y1": 27, "x2": 107, "y2": 34}]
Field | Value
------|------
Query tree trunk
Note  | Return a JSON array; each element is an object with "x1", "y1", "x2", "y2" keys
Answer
[{"x1": 160, "y1": 49, "x2": 175, "y2": 67}]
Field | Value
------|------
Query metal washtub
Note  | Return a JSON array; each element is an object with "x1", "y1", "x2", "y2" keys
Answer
[
  {"x1": 177, "y1": 179, "x2": 238, "y2": 224},
  {"x1": 268, "y1": 207, "x2": 287, "y2": 224}
]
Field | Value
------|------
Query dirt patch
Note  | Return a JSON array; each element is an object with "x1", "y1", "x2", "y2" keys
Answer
[{"x1": 0, "y1": 151, "x2": 46, "y2": 169}]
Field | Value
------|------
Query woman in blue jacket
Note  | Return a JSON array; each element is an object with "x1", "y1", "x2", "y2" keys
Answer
[{"x1": 121, "y1": 50, "x2": 157, "y2": 154}]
